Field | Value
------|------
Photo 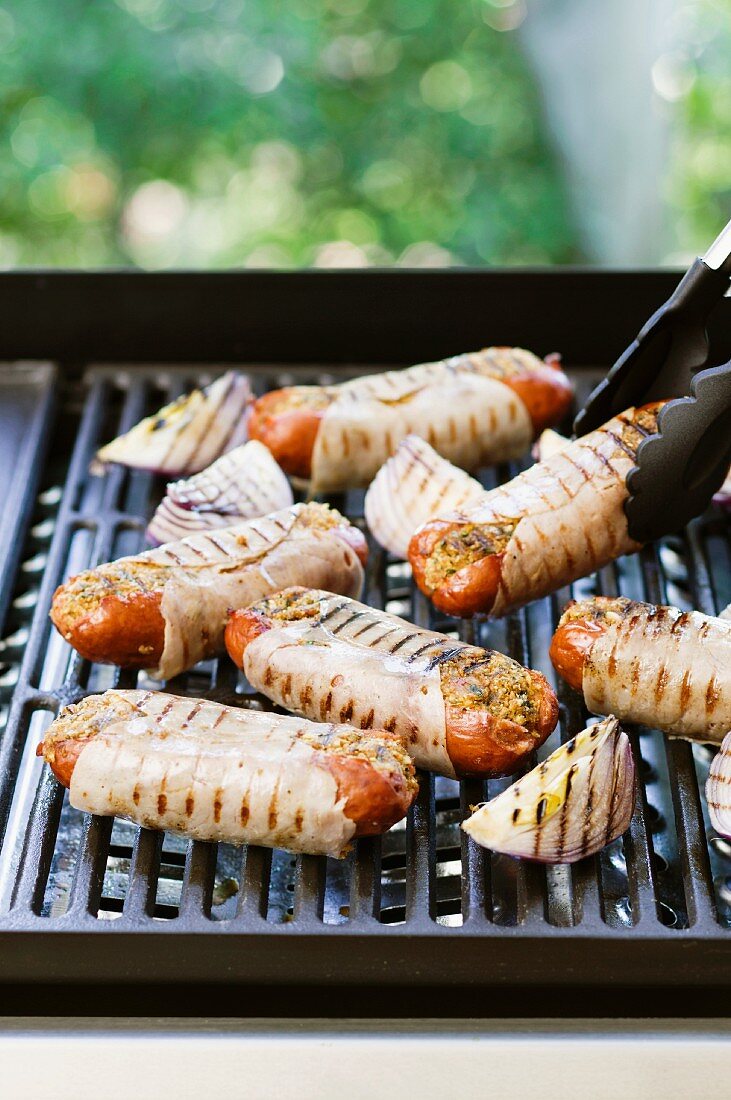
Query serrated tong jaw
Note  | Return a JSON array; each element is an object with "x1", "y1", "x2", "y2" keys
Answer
[{"x1": 624, "y1": 362, "x2": 731, "y2": 545}]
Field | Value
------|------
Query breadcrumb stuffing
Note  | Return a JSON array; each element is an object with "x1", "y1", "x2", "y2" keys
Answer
[
  {"x1": 558, "y1": 596, "x2": 630, "y2": 628},
  {"x1": 265, "y1": 387, "x2": 332, "y2": 416},
  {"x1": 424, "y1": 521, "x2": 517, "y2": 591},
  {"x1": 53, "y1": 562, "x2": 171, "y2": 626},
  {"x1": 440, "y1": 648, "x2": 541, "y2": 730}
]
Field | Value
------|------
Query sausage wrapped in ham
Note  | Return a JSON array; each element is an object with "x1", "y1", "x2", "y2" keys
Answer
[
  {"x1": 51, "y1": 503, "x2": 366, "y2": 679},
  {"x1": 550, "y1": 596, "x2": 731, "y2": 743},
  {"x1": 409, "y1": 403, "x2": 662, "y2": 618},
  {"x1": 37, "y1": 691, "x2": 417, "y2": 858},
  {"x1": 248, "y1": 348, "x2": 573, "y2": 492},
  {"x1": 225, "y1": 588, "x2": 559, "y2": 779}
]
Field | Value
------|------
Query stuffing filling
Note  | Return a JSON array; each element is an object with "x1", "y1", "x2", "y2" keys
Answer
[
  {"x1": 440, "y1": 648, "x2": 541, "y2": 731},
  {"x1": 296, "y1": 501, "x2": 349, "y2": 532},
  {"x1": 251, "y1": 587, "x2": 322, "y2": 623},
  {"x1": 54, "y1": 562, "x2": 171, "y2": 626},
  {"x1": 41, "y1": 692, "x2": 138, "y2": 761},
  {"x1": 423, "y1": 520, "x2": 517, "y2": 591},
  {"x1": 558, "y1": 596, "x2": 630, "y2": 629},
  {"x1": 302, "y1": 725, "x2": 417, "y2": 789},
  {"x1": 617, "y1": 404, "x2": 660, "y2": 454},
  {"x1": 266, "y1": 387, "x2": 332, "y2": 416}
]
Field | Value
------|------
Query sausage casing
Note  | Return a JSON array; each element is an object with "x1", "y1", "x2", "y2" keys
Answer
[
  {"x1": 225, "y1": 588, "x2": 558, "y2": 779},
  {"x1": 37, "y1": 690, "x2": 417, "y2": 858}
]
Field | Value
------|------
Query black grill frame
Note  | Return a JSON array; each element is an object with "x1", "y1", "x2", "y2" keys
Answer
[{"x1": 0, "y1": 270, "x2": 729, "y2": 1017}]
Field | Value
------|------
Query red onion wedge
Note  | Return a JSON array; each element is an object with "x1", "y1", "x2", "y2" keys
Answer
[
  {"x1": 146, "y1": 440, "x2": 293, "y2": 545},
  {"x1": 532, "y1": 427, "x2": 570, "y2": 463},
  {"x1": 92, "y1": 371, "x2": 252, "y2": 476},
  {"x1": 462, "y1": 716, "x2": 635, "y2": 863},
  {"x1": 364, "y1": 435, "x2": 487, "y2": 559},
  {"x1": 714, "y1": 467, "x2": 731, "y2": 511},
  {"x1": 706, "y1": 731, "x2": 731, "y2": 839}
]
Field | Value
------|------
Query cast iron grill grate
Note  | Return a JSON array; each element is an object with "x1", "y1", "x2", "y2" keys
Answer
[{"x1": 0, "y1": 361, "x2": 729, "y2": 1000}]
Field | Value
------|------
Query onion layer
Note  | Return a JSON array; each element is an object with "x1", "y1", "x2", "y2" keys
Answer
[
  {"x1": 93, "y1": 372, "x2": 251, "y2": 476},
  {"x1": 462, "y1": 716, "x2": 635, "y2": 863},
  {"x1": 364, "y1": 435, "x2": 486, "y2": 559},
  {"x1": 714, "y1": 468, "x2": 731, "y2": 511},
  {"x1": 533, "y1": 427, "x2": 570, "y2": 462},
  {"x1": 707, "y1": 731, "x2": 731, "y2": 839},
  {"x1": 146, "y1": 440, "x2": 293, "y2": 545}
]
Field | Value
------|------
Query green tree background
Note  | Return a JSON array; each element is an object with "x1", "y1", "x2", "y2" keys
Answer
[{"x1": 0, "y1": 0, "x2": 727, "y2": 268}]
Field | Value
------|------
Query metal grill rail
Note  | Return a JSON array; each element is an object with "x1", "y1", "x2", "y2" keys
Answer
[{"x1": 0, "y1": 361, "x2": 729, "y2": 1007}]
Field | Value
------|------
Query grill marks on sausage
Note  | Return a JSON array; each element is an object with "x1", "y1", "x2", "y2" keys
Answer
[
  {"x1": 331, "y1": 611, "x2": 366, "y2": 634},
  {"x1": 706, "y1": 676, "x2": 721, "y2": 715}
]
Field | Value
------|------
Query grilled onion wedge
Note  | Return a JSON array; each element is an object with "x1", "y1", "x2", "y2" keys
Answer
[{"x1": 462, "y1": 717, "x2": 635, "y2": 863}]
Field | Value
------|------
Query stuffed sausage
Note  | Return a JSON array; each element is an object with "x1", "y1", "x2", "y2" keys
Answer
[
  {"x1": 550, "y1": 596, "x2": 731, "y2": 743},
  {"x1": 248, "y1": 348, "x2": 573, "y2": 491},
  {"x1": 225, "y1": 587, "x2": 559, "y2": 778},
  {"x1": 37, "y1": 690, "x2": 417, "y2": 858},
  {"x1": 409, "y1": 403, "x2": 662, "y2": 618},
  {"x1": 51, "y1": 503, "x2": 366, "y2": 679}
]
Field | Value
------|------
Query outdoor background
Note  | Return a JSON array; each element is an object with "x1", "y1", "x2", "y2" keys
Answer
[{"x1": 1, "y1": 0, "x2": 729, "y2": 269}]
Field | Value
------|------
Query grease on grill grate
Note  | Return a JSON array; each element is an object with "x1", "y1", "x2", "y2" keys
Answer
[{"x1": 0, "y1": 367, "x2": 729, "y2": 934}]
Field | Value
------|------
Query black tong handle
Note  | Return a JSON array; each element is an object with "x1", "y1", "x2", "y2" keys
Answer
[{"x1": 575, "y1": 253, "x2": 731, "y2": 437}]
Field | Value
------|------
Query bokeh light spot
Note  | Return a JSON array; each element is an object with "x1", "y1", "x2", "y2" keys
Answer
[{"x1": 420, "y1": 61, "x2": 472, "y2": 112}]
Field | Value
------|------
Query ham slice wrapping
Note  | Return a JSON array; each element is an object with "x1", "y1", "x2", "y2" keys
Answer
[
  {"x1": 242, "y1": 595, "x2": 465, "y2": 776},
  {"x1": 68, "y1": 692, "x2": 359, "y2": 856},
  {"x1": 309, "y1": 350, "x2": 533, "y2": 493},
  {"x1": 133, "y1": 505, "x2": 362, "y2": 679},
  {"x1": 441, "y1": 409, "x2": 649, "y2": 617},
  {"x1": 582, "y1": 603, "x2": 731, "y2": 743}
]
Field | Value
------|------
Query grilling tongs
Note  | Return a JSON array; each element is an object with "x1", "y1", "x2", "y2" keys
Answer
[{"x1": 574, "y1": 218, "x2": 731, "y2": 544}]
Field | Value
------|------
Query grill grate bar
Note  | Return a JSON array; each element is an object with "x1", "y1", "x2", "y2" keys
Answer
[
  {"x1": 460, "y1": 778, "x2": 489, "y2": 926},
  {"x1": 293, "y1": 854, "x2": 326, "y2": 925},
  {"x1": 9, "y1": 771, "x2": 64, "y2": 916},
  {"x1": 349, "y1": 836, "x2": 382, "y2": 925},
  {"x1": 622, "y1": 729, "x2": 662, "y2": 927},
  {"x1": 122, "y1": 829, "x2": 164, "y2": 921},
  {"x1": 235, "y1": 845, "x2": 272, "y2": 923},
  {"x1": 65, "y1": 813, "x2": 114, "y2": 921},
  {"x1": 641, "y1": 542, "x2": 718, "y2": 929},
  {"x1": 179, "y1": 840, "x2": 217, "y2": 920}
]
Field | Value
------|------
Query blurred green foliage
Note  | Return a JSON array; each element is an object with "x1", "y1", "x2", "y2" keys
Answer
[
  {"x1": 0, "y1": 0, "x2": 582, "y2": 268},
  {"x1": 669, "y1": 1, "x2": 731, "y2": 256}
]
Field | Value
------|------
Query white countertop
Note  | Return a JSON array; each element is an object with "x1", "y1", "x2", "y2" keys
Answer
[{"x1": 0, "y1": 1018, "x2": 728, "y2": 1099}]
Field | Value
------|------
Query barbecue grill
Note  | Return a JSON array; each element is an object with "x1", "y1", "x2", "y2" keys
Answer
[{"x1": 0, "y1": 270, "x2": 729, "y2": 1017}]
